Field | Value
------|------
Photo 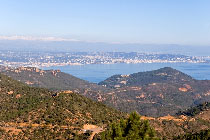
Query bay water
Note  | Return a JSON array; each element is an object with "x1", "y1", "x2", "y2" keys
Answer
[{"x1": 42, "y1": 63, "x2": 210, "y2": 83}]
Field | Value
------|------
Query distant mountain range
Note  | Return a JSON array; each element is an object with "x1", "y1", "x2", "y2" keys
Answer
[
  {"x1": 0, "y1": 39, "x2": 210, "y2": 55},
  {"x1": 1, "y1": 66, "x2": 210, "y2": 118}
]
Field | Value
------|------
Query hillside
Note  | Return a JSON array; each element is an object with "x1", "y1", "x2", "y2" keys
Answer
[
  {"x1": 2, "y1": 66, "x2": 210, "y2": 117},
  {"x1": 99, "y1": 67, "x2": 193, "y2": 88},
  {"x1": 148, "y1": 108, "x2": 210, "y2": 139},
  {"x1": 0, "y1": 73, "x2": 209, "y2": 139},
  {"x1": 0, "y1": 73, "x2": 125, "y2": 139},
  {"x1": 98, "y1": 67, "x2": 210, "y2": 117},
  {"x1": 94, "y1": 105, "x2": 210, "y2": 139},
  {"x1": 2, "y1": 67, "x2": 104, "y2": 91},
  {"x1": 174, "y1": 129, "x2": 210, "y2": 140},
  {"x1": 177, "y1": 102, "x2": 210, "y2": 117}
]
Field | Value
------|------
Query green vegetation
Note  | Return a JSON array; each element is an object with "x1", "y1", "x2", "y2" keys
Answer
[
  {"x1": 101, "y1": 112, "x2": 159, "y2": 140},
  {"x1": 98, "y1": 67, "x2": 193, "y2": 88},
  {"x1": 2, "y1": 67, "x2": 105, "y2": 91},
  {"x1": 173, "y1": 129, "x2": 210, "y2": 140},
  {"x1": 177, "y1": 102, "x2": 210, "y2": 117},
  {"x1": 0, "y1": 67, "x2": 210, "y2": 139},
  {"x1": 98, "y1": 67, "x2": 210, "y2": 117},
  {"x1": 3, "y1": 67, "x2": 210, "y2": 117},
  {"x1": 149, "y1": 114, "x2": 210, "y2": 139},
  {"x1": 0, "y1": 73, "x2": 125, "y2": 139}
]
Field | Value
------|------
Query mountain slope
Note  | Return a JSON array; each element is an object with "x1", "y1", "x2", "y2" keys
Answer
[
  {"x1": 1, "y1": 67, "x2": 110, "y2": 103},
  {"x1": 0, "y1": 73, "x2": 209, "y2": 140},
  {"x1": 99, "y1": 67, "x2": 210, "y2": 117},
  {"x1": 2, "y1": 67, "x2": 104, "y2": 91},
  {"x1": 98, "y1": 67, "x2": 194, "y2": 88},
  {"x1": 2, "y1": 66, "x2": 210, "y2": 117},
  {"x1": 174, "y1": 129, "x2": 210, "y2": 140},
  {"x1": 0, "y1": 73, "x2": 125, "y2": 139},
  {"x1": 148, "y1": 108, "x2": 210, "y2": 139},
  {"x1": 94, "y1": 103, "x2": 210, "y2": 139},
  {"x1": 177, "y1": 102, "x2": 210, "y2": 117}
]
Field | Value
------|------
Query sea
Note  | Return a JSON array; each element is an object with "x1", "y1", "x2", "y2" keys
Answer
[{"x1": 42, "y1": 63, "x2": 210, "y2": 83}]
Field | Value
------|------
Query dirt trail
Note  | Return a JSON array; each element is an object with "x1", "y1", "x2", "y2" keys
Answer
[
  {"x1": 89, "y1": 127, "x2": 103, "y2": 140},
  {"x1": 83, "y1": 124, "x2": 103, "y2": 140}
]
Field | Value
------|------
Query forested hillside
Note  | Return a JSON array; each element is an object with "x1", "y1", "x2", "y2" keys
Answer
[
  {"x1": 0, "y1": 72, "x2": 209, "y2": 139},
  {"x1": 0, "y1": 73, "x2": 124, "y2": 139},
  {"x1": 2, "y1": 66, "x2": 210, "y2": 117},
  {"x1": 99, "y1": 67, "x2": 210, "y2": 117}
]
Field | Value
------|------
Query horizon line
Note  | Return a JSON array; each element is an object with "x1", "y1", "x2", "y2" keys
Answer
[{"x1": 0, "y1": 35, "x2": 209, "y2": 47}]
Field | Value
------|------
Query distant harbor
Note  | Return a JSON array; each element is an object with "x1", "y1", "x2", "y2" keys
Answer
[{"x1": 0, "y1": 51, "x2": 208, "y2": 68}]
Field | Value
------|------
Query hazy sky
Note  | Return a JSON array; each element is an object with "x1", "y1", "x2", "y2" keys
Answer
[{"x1": 0, "y1": 0, "x2": 210, "y2": 45}]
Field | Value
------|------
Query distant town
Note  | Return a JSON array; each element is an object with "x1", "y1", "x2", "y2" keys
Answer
[{"x1": 0, "y1": 51, "x2": 208, "y2": 68}]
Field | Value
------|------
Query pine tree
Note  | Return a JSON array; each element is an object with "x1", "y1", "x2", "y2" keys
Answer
[{"x1": 101, "y1": 112, "x2": 160, "y2": 140}]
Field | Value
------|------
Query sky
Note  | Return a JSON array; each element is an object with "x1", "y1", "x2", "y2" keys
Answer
[{"x1": 0, "y1": 0, "x2": 210, "y2": 45}]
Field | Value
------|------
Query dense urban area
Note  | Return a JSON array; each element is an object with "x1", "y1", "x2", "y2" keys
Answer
[{"x1": 0, "y1": 51, "x2": 208, "y2": 67}]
